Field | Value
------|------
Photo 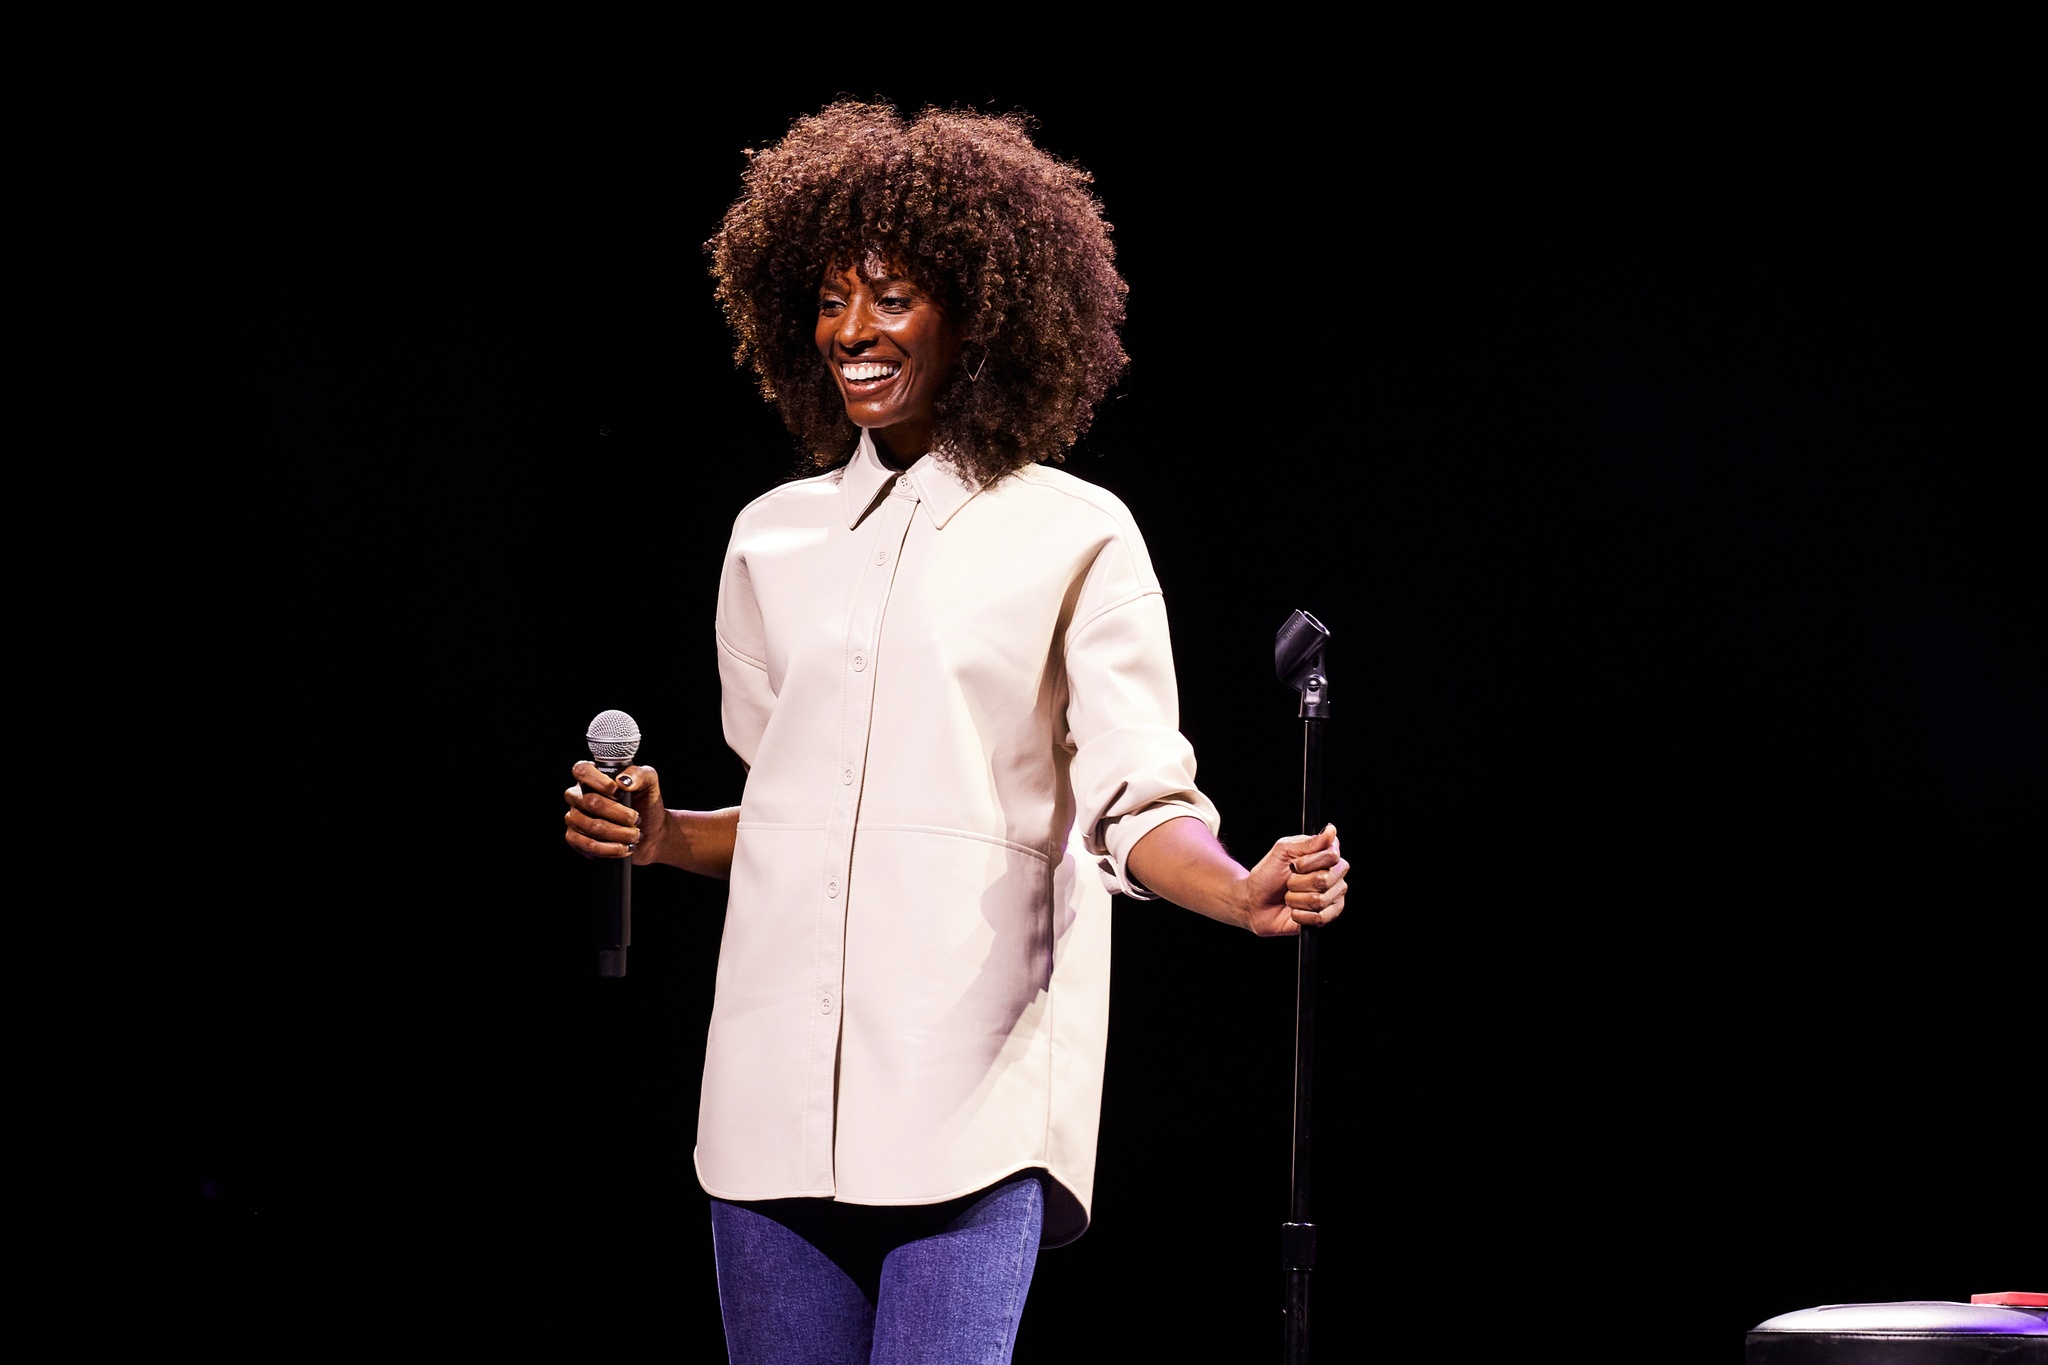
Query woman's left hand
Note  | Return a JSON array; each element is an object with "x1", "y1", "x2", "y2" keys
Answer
[{"x1": 1240, "y1": 825, "x2": 1348, "y2": 937}]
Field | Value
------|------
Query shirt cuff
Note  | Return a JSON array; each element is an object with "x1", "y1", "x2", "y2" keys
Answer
[{"x1": 1095, "y1": 799, "x2": 1220, "y2": 900}]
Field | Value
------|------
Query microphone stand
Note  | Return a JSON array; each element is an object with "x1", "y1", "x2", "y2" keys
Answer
[{"x1": 1274, "y1": 609, "x2": 1330, "y2": 1364}]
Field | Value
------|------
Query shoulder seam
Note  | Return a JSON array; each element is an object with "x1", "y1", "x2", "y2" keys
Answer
[
  {"x1": 733, "y1": 469, "x2": 843, "y2": 523},
  {"x1": 1015, "y1": 467, "x2": 1136, "y2": 528},
  {"x1": 1011, "y1": 469, "x2": 1151, "y2": 570},
  {"x1": 1066, "y1": 586, "x2": 1162, "y2": 643}
]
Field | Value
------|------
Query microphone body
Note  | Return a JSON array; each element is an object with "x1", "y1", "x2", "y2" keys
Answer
[{"x1": 586, "y1": 710, "x2": 642, "y2": 978}]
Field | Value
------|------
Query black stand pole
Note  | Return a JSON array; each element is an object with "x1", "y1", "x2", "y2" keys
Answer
[{"x1": 1274, "y1": 609, "x2": 1330, "y2": 1364}]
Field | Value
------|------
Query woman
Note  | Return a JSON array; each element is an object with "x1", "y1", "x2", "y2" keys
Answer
[{"x1": 563, "y1": 102, "x2": 1348, "y2": 1363}]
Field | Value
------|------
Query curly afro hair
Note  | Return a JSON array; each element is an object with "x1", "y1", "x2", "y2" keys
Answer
[{"x1": 708, "y1": 101, "x2": 1128, "y2": 485}]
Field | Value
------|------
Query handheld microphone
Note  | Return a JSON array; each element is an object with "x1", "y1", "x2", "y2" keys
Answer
[{"x1": 586, "y1": 709, "x2": 641, "y2": 978}]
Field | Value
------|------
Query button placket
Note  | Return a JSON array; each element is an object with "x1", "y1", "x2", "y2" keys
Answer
[
  {"x1": 807, "y1": 481, "x2": 919, "y2": 1186},
  {"x1": 828, "y1": 494, "x2": 915, "y2": 857}
]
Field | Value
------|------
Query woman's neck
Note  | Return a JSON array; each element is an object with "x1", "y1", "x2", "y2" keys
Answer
[{"x1": 871, "y1": 421, "x2": 933, "y2": 470}]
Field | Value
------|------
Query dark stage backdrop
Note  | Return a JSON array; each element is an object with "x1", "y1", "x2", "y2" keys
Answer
[{"x1": 104, "y1": 45, "x2": 2036, "y2": 1360}]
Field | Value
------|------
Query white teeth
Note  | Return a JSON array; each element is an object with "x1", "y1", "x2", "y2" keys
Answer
[{"x1": 841, "y1": 362, "x2": 900, "y2": 382}]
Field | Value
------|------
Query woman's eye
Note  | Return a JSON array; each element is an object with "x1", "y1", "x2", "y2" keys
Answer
[{"x1": 880, "y1": 294, "x2": 912, "y2": 309}]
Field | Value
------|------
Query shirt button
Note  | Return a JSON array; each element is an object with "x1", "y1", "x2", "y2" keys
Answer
[
  {"x1": 841, "y1": 767, "x2": 853, "y2": 785},
  {"x1": 875, "y1": 548, "x2": 889, "y2": 564},
  {"x1": 826, "y1": 878, "x2": 840, "y2": 898},
  {"x1": 852, "y1": 654, "x2": 866, "y2": 671},
  {"x1": 819, "y1": 994, "x2": 835, "y2": 1015}
]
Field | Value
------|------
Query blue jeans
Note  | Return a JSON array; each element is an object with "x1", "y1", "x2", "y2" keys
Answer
[{"x1": 710, "y1": 1172, "x2": 1044, "y2": 1364}]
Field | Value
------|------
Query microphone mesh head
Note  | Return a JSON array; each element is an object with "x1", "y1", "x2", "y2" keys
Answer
[{"x1": 586, "y1": 709, "x2": 642, "y2": 766}]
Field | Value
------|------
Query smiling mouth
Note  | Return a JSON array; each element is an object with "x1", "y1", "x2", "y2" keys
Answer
[{"x1": 840, "y1": 361, "x2": 901, "y2": 386}]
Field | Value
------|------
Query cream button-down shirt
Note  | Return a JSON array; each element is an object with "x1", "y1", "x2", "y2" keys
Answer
[{"x1": 696, "y1": 432, "x2": 1219, "y2": 1246}]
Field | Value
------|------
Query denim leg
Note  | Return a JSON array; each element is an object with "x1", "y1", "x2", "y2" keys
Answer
[
  {"x1": 870, "y1": 1174, "x2": 1044, "y2": 1365},
  {"x1": 710, "y1": 1198, "x2": 876, "y2": 1365}
]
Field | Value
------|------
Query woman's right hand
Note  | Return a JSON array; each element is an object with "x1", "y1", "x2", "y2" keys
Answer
[{"x1": 564, "y1": 761, "x2": 668, "y2": 866}]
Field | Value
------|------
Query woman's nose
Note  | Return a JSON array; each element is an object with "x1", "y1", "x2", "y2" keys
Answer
[{"x1": 835, "y1": 299, "x2": 875, "y2": 350}]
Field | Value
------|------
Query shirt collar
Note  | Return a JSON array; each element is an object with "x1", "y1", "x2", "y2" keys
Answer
[{"x1": 840, "y1": 430, "x2": 987, "y2": 531}]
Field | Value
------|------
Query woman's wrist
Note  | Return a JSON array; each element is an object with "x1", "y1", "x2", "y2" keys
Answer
[
  {"x1": 1228, "y1": 875, "x2": 1259, "y2": 933},
  {"x1": 627, "y1": 804, "x2": 669, "y2": 867},
  {"x1": 650, "y1": 806, "x2": 740, "y2": 879},
  {"x1": 1126, "y1": 816, "x2": 1254, "y2": 930}
]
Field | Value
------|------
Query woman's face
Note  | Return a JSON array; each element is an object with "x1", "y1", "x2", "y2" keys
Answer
[{"x1": 815, "y1": 258, "x2": 960, "y2": 466}]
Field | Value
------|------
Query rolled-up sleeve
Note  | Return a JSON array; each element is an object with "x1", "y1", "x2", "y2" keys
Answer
[{"x1": 1062, "y1": 540, "x2": 1220, "y2": 899}]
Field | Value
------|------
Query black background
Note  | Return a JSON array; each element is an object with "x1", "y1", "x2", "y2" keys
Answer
[{"x1": 93, "y1": 27, "x2": 2038, "y2": 1360}]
